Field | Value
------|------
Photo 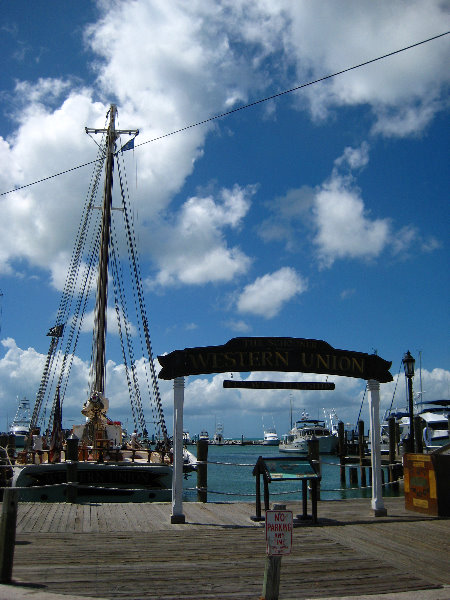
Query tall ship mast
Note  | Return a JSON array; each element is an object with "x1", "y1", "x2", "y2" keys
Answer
[{"x1": 12, "y1": 105, "x2": 175, "y2": 502}]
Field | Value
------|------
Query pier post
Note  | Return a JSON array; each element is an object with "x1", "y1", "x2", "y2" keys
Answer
[
  {"x1": 0, "y1": 488, "x2": 18, "y2": 583},
  {"x1": 0, "y1": 436, "x2": 9, "y2": 495},
  {"x1": 338, "y1": 421, "x2": 346, "y2": 485},
  {"x1": 414, "y1": 416, "x2": 423, "y2": 454},
  {"x1": 171, "y1": 376, "x2": 186, "y2": 524},
  {"x1": 368, "y1": 379, "x2": 387, "y2": 516},
  {"x1": 196, "y1": 439, "x2": 208, "y2": 503},
  {"x1": 307, "y1": 438, "x2": 320, "y2": 500},
  {"x1": 358, "y1": 420, "x2": 366, "y2": 487}
]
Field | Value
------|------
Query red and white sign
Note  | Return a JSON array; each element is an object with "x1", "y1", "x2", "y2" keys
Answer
[{"x1": 265, "y1": 510, "x2": 293, "y2": 555}]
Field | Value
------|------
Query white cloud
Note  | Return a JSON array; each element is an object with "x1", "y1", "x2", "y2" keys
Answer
[
  {"x1": 1, "y1": 1, "x2": 447, "y2": 283},
  {"x1": 283, "y1": 1, "x2": 449, "y2": 135},
  {"x1": 237, "y1": 267, "x2": 307, "y2": 318},
  {"x1": 334, "y1": 142, "x2": 370, "y2": 171},
  {"x1": 148, "y1": 185, "x2": 254, "y2": 286},
  {"x1": 313, "y1": 175, "x2": 391, "y2": 268}
]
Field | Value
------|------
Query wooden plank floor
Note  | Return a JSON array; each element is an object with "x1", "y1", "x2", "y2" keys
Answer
[{"x1": 6, "y1": 497, "x2": 450, "y2": 599}]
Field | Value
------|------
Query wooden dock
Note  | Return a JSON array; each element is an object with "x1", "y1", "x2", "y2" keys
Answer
[{"x1": 4, "y1": 497, "x2": 450, "y2": 599}]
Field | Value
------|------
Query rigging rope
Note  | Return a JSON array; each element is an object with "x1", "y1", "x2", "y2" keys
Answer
[
  {"x1": 31, "y1": 123, "x2": 108, "y2": 436},
  {"x1": 116, "y1": 152, "x2": 168, "y2": 443}
]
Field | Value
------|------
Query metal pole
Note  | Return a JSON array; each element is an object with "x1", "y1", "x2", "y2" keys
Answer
[
  {"x1": 171, "y1": 376, "x2": 185, "y2": 524},
  {"x1": 407, "y1": 376, "x2": 415, "y2": 453},
  {"x1": 367, "y1": 379, "x2": 387, "y2": 516}
]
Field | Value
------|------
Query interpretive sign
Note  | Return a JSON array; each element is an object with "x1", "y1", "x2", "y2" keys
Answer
[
  {"x1": 404, "y1": 453, "x2": 438, "y2": 516},
  {"x1": 263, "y1": 458, "x2": 318, "y2": 481},
  {"x1": 158, "y1": 337, "x2": 392, "y2": 382},
  {"x1": 265, "y1": 510, "x2": 293, "y2": 556},
  {"x1": 223, "y1": 380, "x2": 335, "y2": 390}
]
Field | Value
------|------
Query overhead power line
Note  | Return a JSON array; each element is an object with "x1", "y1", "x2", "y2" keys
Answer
[{"x1": 1, "y1": 30, "x2": 448, "y2": 198}]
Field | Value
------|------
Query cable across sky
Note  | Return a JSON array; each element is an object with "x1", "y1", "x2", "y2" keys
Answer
[{"x1": 1, "y1": 30, "x2": 448, "y2": 198}]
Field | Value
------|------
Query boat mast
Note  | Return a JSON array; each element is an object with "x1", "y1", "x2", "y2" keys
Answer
[{"x1": 92, "y1": 104, "x2": 116, "y2": 397}]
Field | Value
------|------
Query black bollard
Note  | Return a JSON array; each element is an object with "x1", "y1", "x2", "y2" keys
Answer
[{"x1": 196, "y1": 439, "x2": 208, "y2": 503}]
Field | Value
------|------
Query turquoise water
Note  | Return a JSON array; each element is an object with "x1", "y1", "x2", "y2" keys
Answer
[{"x1": 183, "y1": 443, "x2": 401, "y2": 502}]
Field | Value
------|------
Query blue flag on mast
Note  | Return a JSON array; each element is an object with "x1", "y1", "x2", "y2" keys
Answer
[{"x1": 120, "y1": 138, "x2": 135, "y2": 153}]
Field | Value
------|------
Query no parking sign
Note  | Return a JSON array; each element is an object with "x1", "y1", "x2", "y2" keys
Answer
[{"x1": 265, "y1": 510, "x2": 293, "y2": 556}]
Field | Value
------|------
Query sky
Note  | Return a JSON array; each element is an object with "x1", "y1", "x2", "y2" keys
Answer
[{"x1": 0, "y1": 1, "x2": 449, "y2": 440}]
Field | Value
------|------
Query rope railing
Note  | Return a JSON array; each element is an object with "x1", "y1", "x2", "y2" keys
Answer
[
  {"x1": 186, "y1": 476, "x2": 404, "y2": 497},
  {"x1": 194, "y1": 457, "x2": 404, "y2": 470}
]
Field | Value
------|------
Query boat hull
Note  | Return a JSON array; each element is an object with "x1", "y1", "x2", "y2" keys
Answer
[
  {"x1": 279, "y1": 435, "x2": 338, "y2": 454},
  {"x1": 13, "y1": 462, "x2": 172, "y2": 502}
]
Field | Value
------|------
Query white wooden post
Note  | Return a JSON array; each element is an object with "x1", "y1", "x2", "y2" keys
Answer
[
  {"x1": 368, "y1": 379, "x2": 387, "y2": 516},
  {"x1": 171, "y1": 376, "x2": 186, "y2": 524}
]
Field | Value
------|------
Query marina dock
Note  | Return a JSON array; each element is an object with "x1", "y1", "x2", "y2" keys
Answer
[{"x1": 2, "y1": 497, "x2": 449, "y2": 599}]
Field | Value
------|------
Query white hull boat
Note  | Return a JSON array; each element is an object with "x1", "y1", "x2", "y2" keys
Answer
[{"x1": 279, "y1": 416, "x2": 338, "y2": 454}]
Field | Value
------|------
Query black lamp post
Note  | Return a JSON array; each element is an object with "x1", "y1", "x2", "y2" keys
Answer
[{"x1": 402, "y1": 350, "x2": 415, "y2": 453}]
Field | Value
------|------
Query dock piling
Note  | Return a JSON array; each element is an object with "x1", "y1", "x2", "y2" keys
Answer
[
  {"x1": 0, "y1": 487, "x2": 18, "y2": 583},
  {"x1": 307, "y1": 438, "x2": 320, "y2": 500},
  {"x1": 196, "y1": 439, "x2": 208, "y2": 503}
]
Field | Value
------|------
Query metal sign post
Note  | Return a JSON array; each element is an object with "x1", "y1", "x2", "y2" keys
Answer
[{"x1": 262, "y1": 506, "x2": 293, "y2": 600}]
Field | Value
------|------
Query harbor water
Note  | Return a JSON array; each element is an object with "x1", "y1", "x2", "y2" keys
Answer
[{"x1": 183, "y1": 442, "x2": 401, "y2": 502}]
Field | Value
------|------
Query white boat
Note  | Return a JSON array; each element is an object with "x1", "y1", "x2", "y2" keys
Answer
[
  {"x1": 9, "y1": 398, "x2": 31, "y2": 448},
  {"x1": 279, "y1": 412, "x2": 338, "y2": 454},
  {"x1": 262, "y1": 419, "x2": 279, "y2": 446},
  {"x1": 419, "y1": 400, "x2": 449, "y2": 450},
  {"x1": 199, "y1": 430, "x2": 209, "y2": 442},
  {"x1": 13, "y1": 105, "x2": 173, "y2": 502},
  {"x1": 212, "y1": 422, "x2": 224, "y2": 445}
]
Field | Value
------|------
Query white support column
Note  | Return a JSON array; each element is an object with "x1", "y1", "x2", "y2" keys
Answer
[
  {"x1": 171, "y1": 376, "x2": 185, "y2": 524},
  {"x1": 368, "y1": 379, "x2": 387, "y2": 517}
]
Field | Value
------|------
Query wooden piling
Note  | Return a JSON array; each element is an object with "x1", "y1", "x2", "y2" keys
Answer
[
  {"x1": 357, "y1": 420, "x2": 366, "y2": 486},
  {"x1": 349, "y1": 466, "x2": 358, "y2": 486},
  {"x1": 307, "y1": 438, "x2": 320, "y2": 500},
  {"x1": 196, "y1": 439, "x2": 208, "y2": 503},
  {"x1": 338, "y1": 421, "x2": 346, "y2": 485},
  {"x1": 360, "y1": 464, "x2": 367, "y2": 487},
  {"x1": 0, "y1": 435, "x2": 8, "y2": 495},
  {"x1": 388, "y1": 417, "x2": 396, "y2": 464},
  {"x1": 414, "y1": 416, "x2": 423, "y2": 454},
  {"x1": 0, "y1": 488, "x2": 18, "y2": 583}
]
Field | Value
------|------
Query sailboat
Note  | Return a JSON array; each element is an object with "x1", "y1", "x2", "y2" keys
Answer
[{"x1": 12, "y1": 105, "x2": 173, "y2": 502}]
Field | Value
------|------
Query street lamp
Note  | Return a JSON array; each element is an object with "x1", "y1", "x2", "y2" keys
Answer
[{"x1": 402, "y1": 350, "x2": 415, "y2": 453}]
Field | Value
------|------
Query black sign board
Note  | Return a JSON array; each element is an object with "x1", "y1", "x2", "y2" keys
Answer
[
  {"x1": 223, "y1": 380, "x2": 335, "y2": 390},
  {"x1": 158, "y1": 336, "x2": 392, "y2": 382}
]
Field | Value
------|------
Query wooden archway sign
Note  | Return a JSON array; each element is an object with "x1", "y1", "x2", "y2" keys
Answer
[
  {"x1": 159, "y1": 337, "x2": 392, "y2": 523},
  {"x1": 158, "y1": 336, "x2": 392, "y2": 382}
]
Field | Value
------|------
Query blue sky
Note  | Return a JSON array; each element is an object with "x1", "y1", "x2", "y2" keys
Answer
[{"x1": 0, "y1": 1, "x2": 449, "y2": 439}]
